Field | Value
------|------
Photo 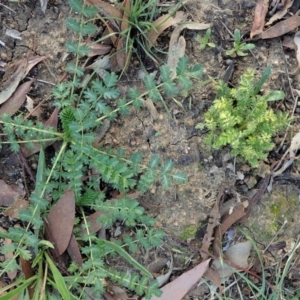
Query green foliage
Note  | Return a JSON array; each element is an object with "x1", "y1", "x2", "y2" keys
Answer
[
  {"x1": 197, "y1": 68, "x2": 290, "y2": 167},
  {"x1": 0, "y1": 0, "x2": 203, "y2": 298},
  {"x1": 226, "y1": 29, "x2": 255, "y2": 57},
  {"x1": 196, "y1": 28, "x2": 216, "y2": 50}
]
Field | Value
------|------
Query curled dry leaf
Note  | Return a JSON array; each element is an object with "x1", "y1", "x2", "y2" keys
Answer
[
  {"x1": 0, "y1": 79, "x2": 35, "y2": 117},
  {"x1": 261, "y1": 15, "x2": 300, "y2": 39},
  {"x1": 155, "y1": 255, "x2": 173, "y2": 288},
  {"x1": 213, "y1": 202, "x2": 248, "y2": 256},
  {"x1": 168, "y1": 22, "x2": 211, "y2": 54},
  {"x1": 0, "y1": 59, "x2": 27, "y2": 105},
  {"x1": 45, "y1": 190, "x2": 75, "y2": 255},
  {"x1": 266, "y1": 0, "x2": 294, "y2": 26},
  {"x1": 25, "y1": 95, "x2": 43, "y2": 118},
  {"x1": 167, "y1": 35, "x2": 186, "y2": 78},
  {"x1": 250, "y1": 0, "x2": 269, "y2": 38},
  {"x1": 147, "y1": 11, "x2": 187, "y2": 47},
  {"x1": 0, "y1": 56, "x2": 46, "y2": 105}
]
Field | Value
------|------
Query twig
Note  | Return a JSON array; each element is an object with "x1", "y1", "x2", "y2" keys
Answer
[
  {"x1": 0, "y1": 3, "x2": 16, "y2": 13},
  {"x1": 218, "y1": 19, "x2": 234, "y2": 38},
  {"x1": 26, "y1": 77, "x2": 56, "y2": 86}
]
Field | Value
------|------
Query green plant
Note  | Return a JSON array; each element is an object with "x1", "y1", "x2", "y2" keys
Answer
[
  {"x1": 225, "y1": 29, "x2": 255, "y2": 57},
  {"x1": 0, "y1": 0, "x2": 204, "y2": 298},
  {"x1": 196, "y1": 67, "x2": 290, "y2": 167},
  {"x1": 96, "y1": 0, "x2": 182, "y2": 69},
  {"x1": 196, "y1": 28, "x2": 216, "y2": 50}
]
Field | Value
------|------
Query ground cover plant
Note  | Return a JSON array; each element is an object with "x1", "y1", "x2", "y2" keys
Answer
[
  {"x1": 2, "y1": 0, "x2": 300, "y2": 299},
  {"x1": 196, "y1": 28, "x2": 216, "y2": 50},
  {"x1": 0, "y1": 0, "x2": 204, "y2": 298},
  {"x1": 197, "y1": 67, "x2": 290, "y2": 167},
  {"x1": 225, "y1": 28, "x2": 255, "y2": 57}
]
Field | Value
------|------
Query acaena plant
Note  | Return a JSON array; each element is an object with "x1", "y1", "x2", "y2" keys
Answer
[
  {"x1": 0, "y1": 0, "x2": 204, "y2": 298},
  {"x1": 197, "y1": 67, "x2": 290, "y2": 167}
]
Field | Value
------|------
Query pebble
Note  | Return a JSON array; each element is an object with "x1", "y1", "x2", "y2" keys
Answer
[{"x1": 0, "y1": 53, "x2": 8, "y2": 61}]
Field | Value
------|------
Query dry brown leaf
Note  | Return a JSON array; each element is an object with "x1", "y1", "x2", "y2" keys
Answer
[
  {"x1": 45, "y1": 190, "x2": 75, "y2": 255},
  {"x1": 67, "y1": 233, "x2": 83, "y2": 267},
  {"x1": 250, "y1": 0, "x2": 269, "y2": 38},
  {"x1": 25, "y1": 95, "x2": 43, "y2": 118},
  {"x1": 144, "y1": 98, "x2": 159, "y2": 120},
  {"x1": 0, "y1": 180, "x2": 23, "y2": 206},
  {"x1": 80, "y1": 210, "x2": 103, "y2": 235},
  {"x1": 20, "y1": 257, "x2": 35, "y2": 298},
  {"x1": 168, "y1": 22, "x2": 211, "y2": 54},
  {"x1": 147, "y1": 11, "x2": 187, "y2": 47},
  {"x1": 261, "y1": 15, "x2": 300, "y2": 39},
  {"x1": 22, "y1": 107, "x2": 59, "y2": 157},
  {"x1": 0, "y1": 59, "x2": 27, "y2": 105},
  {"x1": 148, "y1": 259, "x2": 210, "y2": 300},
  {"x1": 116, "y1": 37, "x2": 127, "y2": 70},
  {"x1": 25, "y1": 56, "x2": 47, "y2": 75},
  {"x1": 283, "y1": 35, "x2": 297, "y2": 50},
  {"x1": 85, "y1": 0, "x2": 122, "y2": 29},
  {"x1": 85, "y1": 43, "x2": 112, "y2": 57},
  {"x1": 110, "y1": 286, "x2": 129, "y2": 300},
  {"x1": 147, "y1": 258, "x2": 168, "y2": 274},
  {"x1": 167, "y1": 35, "x2": 186, "y2": 78},
  {"x1": 266, "y1": 0, "x2": 294, "y2": 26},
  {"x1": 213, "y1": 202, "x2": 248, "y2": 256},
  {"x1": 0, "y1": 79, "x2": 35, "y2": 117},
  {"x1": 203, "y1": 267, "x2": 222, "y2": 293},
  {"x1": 200, "y1": 188, "x2": 223, "y2": 260},
  {"x1": 4, "y1": 198, "x2": 29, "y2": 219},
  {"x1": 0, "y1": 56, "x2": 46, "y2": 105},
  {"x1": 121, "y1": 0, "x2": 130, "y2": 32},
  {"x1": 219, "y1": 202, "x2": 248, "y2": 236}
]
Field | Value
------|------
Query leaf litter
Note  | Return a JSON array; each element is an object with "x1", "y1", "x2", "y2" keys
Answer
[
  {"x1": 45, "y1": 190, "x2": 75, "y2": 255},
  {"x1": 2, "y1": 0, "x2": 300, "y2": 299}
]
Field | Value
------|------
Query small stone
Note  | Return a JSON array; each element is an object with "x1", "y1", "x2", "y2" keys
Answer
[
  {"x1": 236, "y1": 171, "x2": 245, "y2": 180},
  {"x1": 0, "y1": 53, "x2": 8, "y2": 61}
]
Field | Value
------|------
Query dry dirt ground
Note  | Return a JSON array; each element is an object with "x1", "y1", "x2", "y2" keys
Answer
[{"x1": 2, "y1": 0, "x2": 300, "y2": 298}]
